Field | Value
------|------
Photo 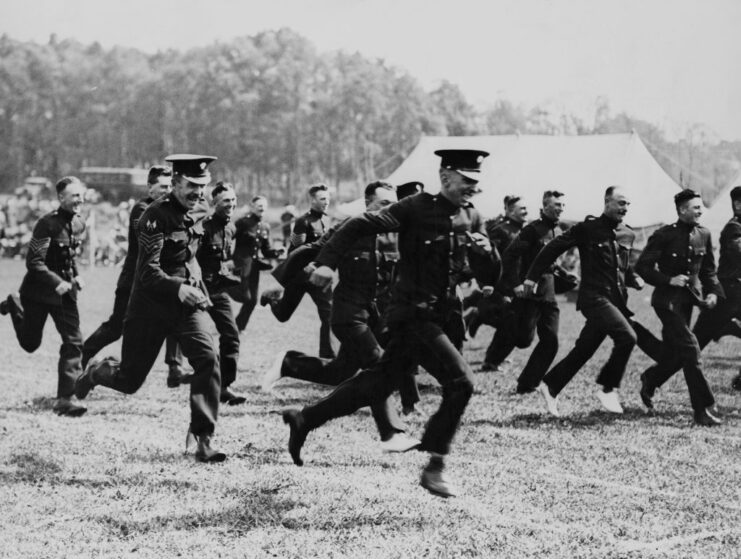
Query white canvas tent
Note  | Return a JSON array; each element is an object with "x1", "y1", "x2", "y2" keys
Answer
[
  {"x1": 701, "y1": 169, "x2": 741, "y2": 238},
  {"x1": 340, "y1": 132, "x2": 682, "y2": 228}
]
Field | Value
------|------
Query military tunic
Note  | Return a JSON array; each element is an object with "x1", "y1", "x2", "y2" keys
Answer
[
  {"x1": 94, "y1": 194, "x2": 221, "y2": 437},
  {"x1": 527, "y1": 214, "x2": 643, "y2": 395},
  {"x1": 11, "y1": 208, "x2": 85, "y2": 398},
  {"x1": 489, "y1": 214, "x2": 563, "y2": 391},
  {"x1": 298, "y1": 192, "x2": 500, "y2": 456},
  {"x1": 231, "y1": 212, "x2": 281, "y2": 330},
  {"x1": 272, "y1": 208, "x2": 334, "y2": 357},
  {"x1": 196, "y1": 213, "x2": 240, "y2": 389},
  {"x1": 637, "y1": 220, "x2": 723, "y2": 412}
]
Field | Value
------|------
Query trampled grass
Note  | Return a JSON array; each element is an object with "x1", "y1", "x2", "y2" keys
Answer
[{"x1": 1, "y1": 260, "x2": 739, "y2": 558}]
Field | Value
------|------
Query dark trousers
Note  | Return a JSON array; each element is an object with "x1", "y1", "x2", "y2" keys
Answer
[
  {"x1": 270, "y1": 282, "x2": 334, "y2": 358},
  {"x1": 644, "y1": 281, "x2": 741, "y2": 400},
  {"x1": 82, "y1": 286, "x2": 182, "y2": 369},
  {"x1": 104, "y1": 308, "x2": 221, "y2": 436},
  {"x1": 643, "y1": 303, "x2": 714, "y2": 412},
  {"x1": 207, "y1": 292, "x2": 240, "y2": 389},
  {"x1": 301, "y1": 319, "x2": 475, "y2": 455},
  {"x1": 282, "y1": 318, "x2": 404, "y2": 440},
  {"x1": 12, "y1": 294, "x2": 82, "y2": 399},
  {"x1": 232, "y1": 267, "x2": 260, "y2": 331},
  {"x1": 544, "y1": 298, "x2": 637, "y2": 395}
]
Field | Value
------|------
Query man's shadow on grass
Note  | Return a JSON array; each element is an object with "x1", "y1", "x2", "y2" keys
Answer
[{"x1": 470, "y1": 407, "x2": 695, "y2": 429}]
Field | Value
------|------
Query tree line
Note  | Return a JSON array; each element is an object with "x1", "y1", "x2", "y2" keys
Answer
[{"x1": 1, "y1": 28, "x2": 739, "y2": 205}]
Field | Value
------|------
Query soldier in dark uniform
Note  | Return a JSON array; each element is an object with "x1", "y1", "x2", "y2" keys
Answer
[
  {"x1": 196, "y1": 182, "x2": 246, "y2": 405},
  {"x1": 1, "y1": 176, "x2": 87, "y2": 416},
  {"x1": 281, "y1": 149, "x2": 499, "y2": 498},
  {"x1": 75, "y1": 154, "x2": 225, "y2": 462},
  {"x1": 639, "y1": 186, "x2": 741, "y2": 400},
  {"x1": 261, "y1": 181, "x2": 417, "y2": 452},
  {"x1": 262, "y1": 184, "x2": 335, "y2": 358},
  {"x1": 525, "y1": 186, "x2": 645, "y2": 416},
  {"x1": 82, "y1": 165, "x2": 186, "y2": 387},
  {"x1": 230, "y1": 195, "x2": 283, "y2": 332},
  {"x1": 464, "y1": 194, "x2": 527, "y2": 349},
  {"x1": 636, "y1": 189, "x2": 724, "y2": 426},
  {"x1": 491, "y1": 191, "x2": 567, "y2": 392}
]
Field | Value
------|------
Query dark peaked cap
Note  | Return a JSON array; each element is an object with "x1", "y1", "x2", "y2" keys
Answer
[
  {"x1": 165, "y1": 154, "x2": 217, "y2": 185},
  {"x1": 396, "y1": 181, "x2": 424, "y2": 199},
  {"x1": 434, "y1": 149, "x2": 489, "y2": 181}
]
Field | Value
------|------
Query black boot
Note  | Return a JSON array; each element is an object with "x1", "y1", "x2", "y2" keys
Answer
[
  {"x1": 75, "y1": 357, "x2": 118, "y2": 399},
  {"x1": 282, "y1": 409, "x2": 308, "y2": 466},
  {"x1": 420, "y1": 455, "x2": 457, "y2": 498}
]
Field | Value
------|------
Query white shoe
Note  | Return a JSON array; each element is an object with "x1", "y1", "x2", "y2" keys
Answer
[
  {"x1": 261, "y1": 351, "x2": 287, "y2": 392},
  {"x1": 597, "y1": 389, "x2": 623, "y2": 413},
  {"x1": 380, "y1": 433, "x2": 420, "y2": 453},
  {"x1": 537, "y1": 382, "x2": 560, "y2": 417}
]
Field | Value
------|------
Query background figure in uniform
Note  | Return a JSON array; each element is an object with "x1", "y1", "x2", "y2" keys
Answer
[
  {"x1": 636, "y1": 189, "x2": 724, "y2": 426},
  {"x1": 0, "y1": 176, "x2": 87, "y2": 416},
  {"x1": 231, "y1": 195, "x2": 283, "y2": 332},
  {"x1": 465, "y1": 194, "x2": 527, "y2": 366},
  {"x1": 525, "y1": 186, "x2": 645, "y2": 416},
  {"x1": 639, "y1": 186, "x2": 741, "y2": 401},
  {"x1": 281, "y1": 149, "x2": 499, "y2": 498},
  {"x1": 493, "y1": 191, "x2": 567, "y2": 392},
  {"x1": 280, "y1": 204, "x2": 297, "y2": 248},
  {"x1": 75, "y1": 154, "x2": 225, "y2": 462},
  {"x1": 261, "y1": 181, "x2": 417, "y2": 452},
  {"x1": 82, "y1": 165, "x2": 186, "y2": 387},
  {"x1": 197, "y1": 182, "x2": 246, "y2": 405},
  {"x1": 262, "y1": 184, "x2": 335, "y2": 358}
]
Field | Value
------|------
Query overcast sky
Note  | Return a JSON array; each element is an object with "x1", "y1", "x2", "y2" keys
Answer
[{"x1": 3, "y1": 0, "x2": 740, "y2": 141}]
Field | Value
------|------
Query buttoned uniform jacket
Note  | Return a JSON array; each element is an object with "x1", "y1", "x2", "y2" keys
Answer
[
  {"x1": 127, "y1": 194, "x2": 208, "y2": 322},
  {"x1": 717, "y1": 216, "x2": 741, "y2": 283},
  {"x1": 486, "y1": 217, "x2": 522, "y2": 253},
  {"x1": 636, "y1": 220, "x2": 724, "y2": 311},
  {"x1": 232, "y1": 212, "x2": 281, "y2": 276},
  {"x1": 498, "y1": 214, "x2": 563, "y2": 302},
  {"x1": 197, "y1": 213, "x2": 237, "y2": 295},
  {"x1": 116, "y1": 196, "x2": 154, "y2": 291},
  {"x1": 289, "y1": 209, "x2": 329, "y2": 252},
  {"x1": 314, "y1": 192, "x2": 500, "y2": 326},
  {"x1": 526, "y1": 214, "x2": 642, "y2": 314},
  {"x1": 20, "y1": 207, "x2": 85, "y2": 306}
]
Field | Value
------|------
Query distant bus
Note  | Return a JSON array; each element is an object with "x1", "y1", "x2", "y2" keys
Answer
[{"x1": 78, "y1": 167, "x2": 149, "y2": 202}]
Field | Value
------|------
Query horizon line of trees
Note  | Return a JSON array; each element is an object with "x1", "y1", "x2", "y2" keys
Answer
[{"x1": 1, "y1": 28, "x2": 740, "y2": 205}]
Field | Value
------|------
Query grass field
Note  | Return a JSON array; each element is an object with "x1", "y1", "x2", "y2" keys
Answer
[{"x1": 1, "y1": 259, "x2": 740, "y2": 558}]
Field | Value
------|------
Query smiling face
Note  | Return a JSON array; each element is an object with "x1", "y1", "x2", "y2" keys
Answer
[
  {"x1": 251, "y1": 197, "x2": 268, "y2": 217},
  {"x1": 213, "y1": 188, "x2": 237, "y2": 220},
  {"x1": 508, "y1": 200, "x2": 528, "y2": 223},
  {"x1": 310, "y1": 189, "x2": 330, "y2": 214},
  {"x1": 604, "y1": 187, "x2": 631, "y2": 223},
  {"x1": 542, "y1": 194, "x2": 565, "y2": 222},
  {"x1": 172, "y1": 175, "x2": 206, "y2": 211},
  {"x1": 677, "y1": 197, "x2": 703, "y2": 226},
  {"x1": 58, "y1": 180, "x2": 86, "y2": 215},
  {"x1": 439, "y1": 169, "x2": 481, "y2": 207}
]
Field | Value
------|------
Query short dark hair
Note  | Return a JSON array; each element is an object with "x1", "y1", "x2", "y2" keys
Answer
[
  {"x1": 147, "y1": 165, "x2": 172, "y2": 186},
  {"x1": 251, "y1": 195, "x2": 267, "y2": 204},
  {"x1": 364, "y1": 181, "x2": 393, "y2": 200},
  {"x1": 730, "y1": 186, "x2": 741, "y2": 202},
  {"x1": 674, "y1": 188, "x2": 701, "y2": 209},
  {"x1": 56, "y1": 176, "x2": 81, "y2": 194},
  {"x1": 543, "y1": 190, "x2": 564, "y2": 202},
  {"x1": 504, "y1": 195, "x2": 521, "y2": 210},
  {"x1": 211, "y1": 181, "x2": 234, "y2": 200},
  {"x1": 308, "y1": 184, "x2": 329, "y2": 197}
]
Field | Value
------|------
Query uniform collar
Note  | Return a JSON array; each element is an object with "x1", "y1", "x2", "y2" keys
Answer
[
  {"x1": 212, "y1": 212, "x2": 230, "y2": 226},
  {"x1": 168, "y1": 193, "x2": 189, "y2": 214},
  {"x1": 57, "y1": 207, "x2": 75, "y2": 221},
  {"x1": 309, "y1": 208, "x2": 326, "y2": 218},
  {"x1": 539, "y1": 211, "x2": 558, "y2": 228},
  {"x1": 432, "y1": 193, "x2": 461, "y2": 214},
  {"x1": 676, "y1": 219, "x2": 697, "y2": 232},
  {"x1": 599, "y1": 213, "x2": 620, "y2": 230},
  {"x1": 248, "y1": 211, "x2": 262, "y2": 222}
]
